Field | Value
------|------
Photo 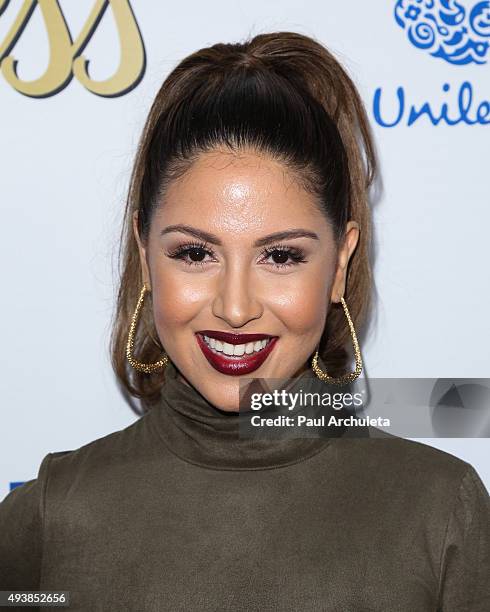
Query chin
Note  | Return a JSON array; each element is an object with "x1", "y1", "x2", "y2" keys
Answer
[
  {"x1": 216, "y1": 404, "x2": 240, "y2": 414},
  {"x1": 205, "y1": 383, "x2": 241, "y2": 413}
]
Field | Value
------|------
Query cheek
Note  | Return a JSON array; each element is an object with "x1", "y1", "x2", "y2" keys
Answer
[
  {"x1": 151, "y1": 269, "x2": 209, "y2": 328},
  {"x1": 265, "y1": 267, "x2": 331, "y2": 334}
]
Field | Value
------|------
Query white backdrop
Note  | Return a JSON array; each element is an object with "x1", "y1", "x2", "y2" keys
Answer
[{"x1": 1, "y1": 0, "x2": 489, "y2": 498}]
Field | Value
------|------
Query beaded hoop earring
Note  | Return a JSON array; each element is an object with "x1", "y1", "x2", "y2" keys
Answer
[
  {"x1": 311, "y1": 297, "x2": 362, "y2": 385},
  {"x1": 126, "y1": 285, "x2": 169, "y2": 373}
]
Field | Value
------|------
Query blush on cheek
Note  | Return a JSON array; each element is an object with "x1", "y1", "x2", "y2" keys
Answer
[
  {"x1": 270, "y1": 277, "x2": 329, "y2": 337},
  {"x1": 153, "y1": 295, "x2": 193, "y2": 329},
  {"x1": 152, "y1": 278, "x2": 209, "y2": 330}
]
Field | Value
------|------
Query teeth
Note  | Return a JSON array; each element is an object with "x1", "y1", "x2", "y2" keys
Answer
[
  {"x1": 202, "y1": 335, "x2": 271, "y2": 357},
  {"x1": 222, "y1": 342, "x2": 234, "y2": 356}
]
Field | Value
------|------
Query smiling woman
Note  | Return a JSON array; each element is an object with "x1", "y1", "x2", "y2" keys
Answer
[
  {"x1": 112, "y1": 31, "x2": 372, "y2": 412},
  {"x1": 128, "y1": 146, "x2": 360, "y2": 409},
  {"x1": 0, "y1": 30, "x2": 489, "y2": 612}
]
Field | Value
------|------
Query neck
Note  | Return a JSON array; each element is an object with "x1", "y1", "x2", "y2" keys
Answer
[{"x1": 148, "y1": 358, "x2": 361, "y2": 471}]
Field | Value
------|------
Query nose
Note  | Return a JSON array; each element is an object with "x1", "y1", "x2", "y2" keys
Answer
[{"x1": 211, "y1": 262, "x2": 263, "y2": 328}]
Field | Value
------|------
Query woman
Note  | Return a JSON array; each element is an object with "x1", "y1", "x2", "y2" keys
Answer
[{"x1": 1, "y1": 31, "x2": 488, "y2": 611}]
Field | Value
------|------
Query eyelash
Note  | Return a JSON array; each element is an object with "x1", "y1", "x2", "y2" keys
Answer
[{"x1": 165, "y1": 241, "x2": 307, "y2": 269}]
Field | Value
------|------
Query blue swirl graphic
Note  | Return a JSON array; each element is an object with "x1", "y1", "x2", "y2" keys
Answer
[{"x1": 395, "y1": 0, "x2": 490, "y2": 64}]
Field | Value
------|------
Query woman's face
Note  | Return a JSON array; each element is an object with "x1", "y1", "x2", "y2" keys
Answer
[{"x1": 134, "y1": 147, "x2": 359, "y2": 412}]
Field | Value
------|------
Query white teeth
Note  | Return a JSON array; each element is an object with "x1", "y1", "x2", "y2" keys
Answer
[
  {"x1": 201, "y1": 335, "x2": 271, "y2": 357},
  {"x1": 222, "y1": 342, "x2": 234, "y2": 356}
]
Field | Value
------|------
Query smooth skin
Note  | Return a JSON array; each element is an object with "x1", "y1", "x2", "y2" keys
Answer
[{"x1": 133, "y1": 147, "x2": 359, "y2": 412}]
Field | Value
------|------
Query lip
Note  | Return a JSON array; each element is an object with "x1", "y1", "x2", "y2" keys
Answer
[
  {"x1": 195, "y1": 332, "x2": 278, "y2": 376},
  {"x1": 196, "y1": 330, "x2": 275, "y2": 345}
]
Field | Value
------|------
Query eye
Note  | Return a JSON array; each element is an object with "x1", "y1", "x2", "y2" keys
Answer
[
  {"x1": 259, "y1": 244, "x2": 307, "y2": 269},
  {"x1": 165, "y1": 241, "x2": 216, "y2": 267},
  {"x1": 165, "y1": 241, "x2": 308, "y2": 269}
]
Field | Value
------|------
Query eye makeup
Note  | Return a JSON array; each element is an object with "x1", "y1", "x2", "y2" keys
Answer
[{"x1": 164, "y1": 240, "x2": 308, "y2": 269}]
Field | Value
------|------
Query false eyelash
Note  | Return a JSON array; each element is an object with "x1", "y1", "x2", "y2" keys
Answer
[
  {"x1": 165, "y1": 240, "x2": 308, "y2": 268},
  {"x1": 165, "y1": 241, "x2": 214, "y2": 267},
  {"x1": 258, "y1": 244, "x2": 308, "y2": 268}
]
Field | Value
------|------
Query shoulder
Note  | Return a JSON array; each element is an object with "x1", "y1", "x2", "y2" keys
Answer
[
  {"x1": 46, "y1": 414, "x2": 151, "y2": 487},
  {"x1": 335, "y1": 429, "x2": 485, "y2": 501},
  {"x1": 16, "y1": 412, "x2": 167, "y2": 525},
  {"x1": 0, "y1": 414, "x2": 154, "y2": 588},
  {"x1": 368, "y1": 426, "x2": 471, "y2": 474},
  {"x1": 329, "y1": 432, "x2": 489, "y2": 552}
]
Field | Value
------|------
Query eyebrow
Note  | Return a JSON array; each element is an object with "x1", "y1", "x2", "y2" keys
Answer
[{"x1": 159, "y1": 224, "x2": 319, "y2": 247}]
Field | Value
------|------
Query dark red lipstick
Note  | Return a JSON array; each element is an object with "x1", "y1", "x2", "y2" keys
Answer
[{"x1": 195, "y1": 330, "x2": 278, "y2": 376}]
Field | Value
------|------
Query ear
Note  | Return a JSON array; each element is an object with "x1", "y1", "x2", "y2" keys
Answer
[
  {"x1": 330, "y1": 221, "x2": 360, "y2": 303},
  {"x1": 132, "y1": 211, "x2": 151, "y2": 290}
]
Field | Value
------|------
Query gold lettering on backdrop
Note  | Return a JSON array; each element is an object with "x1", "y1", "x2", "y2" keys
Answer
[{"x1": 0, "y1": 0, "x2": 145, "y2": 97}]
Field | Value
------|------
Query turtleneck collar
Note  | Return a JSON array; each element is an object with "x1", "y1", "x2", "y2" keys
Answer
[{"x1": 148, "y1": 356, "x2": 368, "y2": 471}]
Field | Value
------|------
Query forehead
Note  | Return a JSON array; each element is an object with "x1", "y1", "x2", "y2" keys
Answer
[{"x1": 155, "y1": 148, "x2": 328, "y2": 236}]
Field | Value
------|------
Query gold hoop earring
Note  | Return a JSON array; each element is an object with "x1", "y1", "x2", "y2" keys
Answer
[
  {"x1": 126, "y1": 284, "x2": 169, "y2": 373},
  {"x1": 311, "y1": 297, "x2": 362, "y2": 385}
]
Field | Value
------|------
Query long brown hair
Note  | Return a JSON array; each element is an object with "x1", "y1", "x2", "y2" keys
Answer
[{"x1": 110, "y1": 31, "x2": 377, "y2": 413}]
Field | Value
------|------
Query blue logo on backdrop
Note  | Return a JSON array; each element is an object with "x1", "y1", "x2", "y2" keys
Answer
[
  {"x1": 395, "y1": 0, "x2": 490, "y2": 65},
  {"x1": 372, "y1": 1, "x2": 490, "y2": 126},
  {"x1": 10, "y1": 481, "x2": 25, "y2": 491}
]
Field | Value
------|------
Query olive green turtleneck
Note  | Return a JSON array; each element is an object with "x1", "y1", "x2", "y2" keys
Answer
[{"x1": 1, "y1": 359, "x2": 489, "y2": 611}]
